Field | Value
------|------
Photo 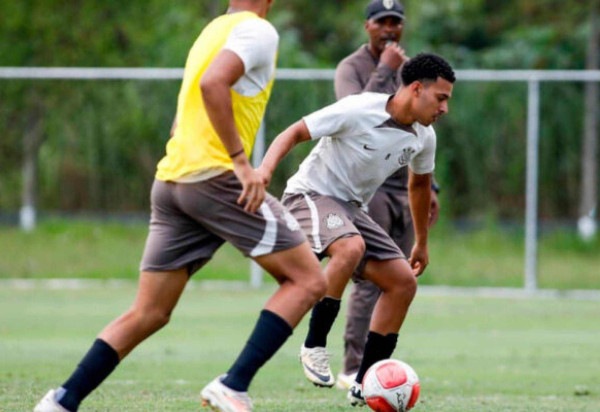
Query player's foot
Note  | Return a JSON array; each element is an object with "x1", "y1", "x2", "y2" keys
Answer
[
  {"x1": 33, "y1": 389, "x2": 71, "y2": 412},
  {"x1": 299, "y1": 345, "x2": 335, "y2": 387},
  {"x1": 348, "y1": 382, "x2": 366, "y2": 407},
  {"x1": 200, "y1": 375, "x2": 253, "y2": 412},
  {"x1": 335, "y1": 371, "x2": 358, "y2": 390}
]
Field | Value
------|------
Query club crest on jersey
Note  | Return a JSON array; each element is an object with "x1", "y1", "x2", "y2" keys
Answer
[
  {"x1": 398, "y1": 147, "x2": 416, "y2": 166},
  {"x1": 283, "y1": 211, "x2": 300, "y2": 231},
  {"x1": 325, "y1": 213, "x2": 344, "y2": 230}
]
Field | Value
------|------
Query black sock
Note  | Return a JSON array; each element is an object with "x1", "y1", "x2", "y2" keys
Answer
[
  {"x1": 355, "y1": 332, "x2": 398, "y2": 384},
  {"x1": 304, "y1": 297, "x2": 341, "y2": 348},
  {"x1": 222, "y1": 309, "x2": 292, "y2": 392},
  {"x1": 56, "y1": 338, "x2": 120, "y2": 411}
]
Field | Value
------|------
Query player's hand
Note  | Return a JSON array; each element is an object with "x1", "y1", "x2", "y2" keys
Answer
[
  {"x1": 408, "y1": 244, "x2": 429, "y2": 277},
  {"x1": 232, "y1": 157, "x2": 266, "y2": 213},
  {"x1": 255, "y1": 165, "x2": 272, "y2": 188},
  {"x1": 429, "y1": 190, "x2": 440, "y2": 227},
  {"x1": 380, "y1": 42, "x2": 408, "y2": 71}
]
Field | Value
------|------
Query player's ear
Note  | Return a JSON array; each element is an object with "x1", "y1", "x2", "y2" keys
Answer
[{"x1": 411, "y1": 81, "x2": 422, "y2": 97}]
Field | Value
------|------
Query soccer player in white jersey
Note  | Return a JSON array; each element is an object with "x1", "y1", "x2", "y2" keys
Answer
[{"x1": 257, "y1": 52, "x2": 455, "y2": 406}]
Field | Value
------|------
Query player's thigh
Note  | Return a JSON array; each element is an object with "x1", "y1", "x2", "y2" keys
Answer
[
  {"x1": 363, "y1": 258, "x2": 415, "y2": 293},
  {"x1": 254, "y1": 241, "x2": 322, "y2": 284},
  {"x1": 352, "y1": 209, "x2": 405, "y2": 273}
]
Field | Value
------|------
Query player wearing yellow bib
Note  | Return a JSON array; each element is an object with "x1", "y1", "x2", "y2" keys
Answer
[{"x1": 33, "y1": 2, "x2": 326, "y2": 412}]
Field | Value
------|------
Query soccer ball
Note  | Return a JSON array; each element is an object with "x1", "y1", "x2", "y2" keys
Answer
[{"x1": 362, "y1": 359, "x2": 420, "y2": 412}]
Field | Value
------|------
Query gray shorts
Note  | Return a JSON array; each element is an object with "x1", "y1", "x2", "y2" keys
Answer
[
  {"x1": 281, "y1": 192, "x2": 404, "y2": 269},
  {"x1": 140, "y1": 173, "x2": 306, "y2": 275}
]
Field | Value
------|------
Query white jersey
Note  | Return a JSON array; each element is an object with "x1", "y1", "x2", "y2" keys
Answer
[{"x1": 284, "y1": 92, "x2": 436, "y2": 205}]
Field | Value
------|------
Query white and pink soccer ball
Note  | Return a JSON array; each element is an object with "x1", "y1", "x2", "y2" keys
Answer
[{"x1": 362, "y1": 359, "x2": 421, "y2": 412}]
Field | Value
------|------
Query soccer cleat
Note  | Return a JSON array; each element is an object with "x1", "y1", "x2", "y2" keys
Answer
[
  {"x1": 33, "y1": 389, "x2": 71, "y2": 412},
  {"x1": 299, "y1": 345, "x2": 335, "y2": 387},
  {"x1": 335, "y1": 371, "x2": 358, "y2": 390},
  {"x1": 200, "y1": 375, "x2": 253, "y2": 412},
  {"x1": 348, "y1": 382, "x2": 366, "y2": 407}
]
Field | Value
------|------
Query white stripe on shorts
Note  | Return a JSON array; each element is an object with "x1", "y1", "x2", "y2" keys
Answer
[
  {"x1": 303, "y1": 193, "x2": 322, "y2": 252},
  {"x1": 250, "y1": 202, "x2": 278, "y2": 257}
]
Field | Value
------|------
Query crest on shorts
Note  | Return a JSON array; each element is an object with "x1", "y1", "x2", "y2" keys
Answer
[
  {"x1": 325, "y1": 213, "x2": 344, "y2": 230},
  {"x1": 383, "y1": 0, "x2": 394, "y2": 9},
  {"x1": 283, "y1": 211, "x2": 300, "y2": 231}
]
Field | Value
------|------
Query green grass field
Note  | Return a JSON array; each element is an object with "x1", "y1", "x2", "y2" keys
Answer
[
  {"x1": 2, "y1": 218, "x2": 600, "y2": 290},
  {"x1": 2, "y1": 282, "x2": 598, "y2": 411}
]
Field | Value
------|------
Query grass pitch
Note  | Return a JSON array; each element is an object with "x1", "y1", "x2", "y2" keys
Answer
[
  {"x1": 1, "y1": 282, "x2": 599, "y2": 411},
  {"x1": 2, "y1": 218, "x2": 600, "y2": 290}
]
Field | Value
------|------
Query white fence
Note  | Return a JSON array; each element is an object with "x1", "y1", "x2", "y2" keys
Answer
[{"x1": 2, "y1": 67, "x2": 600, "y2": 290}]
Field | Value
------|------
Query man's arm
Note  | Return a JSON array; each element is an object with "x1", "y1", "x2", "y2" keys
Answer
[
  {"x1": 362, "y1": 44, "x2": 407, "y2": 93},
  {"x1": 335, "y1": 45, "x2": 408, "y2": 100},
  {"x1": 256, "y1": 120, "x2": 312, "y2": 187},
  {"x1": 334, "y1": 60, "x2": 365, "y2": 99},
  {"x1": 408, "y1": 170, "x2": 432, "y2": 276},
  {"x1": 200, "y1": 49, "x2": 265, "y2": 213}
]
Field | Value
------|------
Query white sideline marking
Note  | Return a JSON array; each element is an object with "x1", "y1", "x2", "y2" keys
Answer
[{"x1": 1, "y1": 279, "x2": 600, "y2": 301}]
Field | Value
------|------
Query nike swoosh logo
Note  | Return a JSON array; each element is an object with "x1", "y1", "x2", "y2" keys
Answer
[
  {"x1": 303, "y1": 364, "x2": 332, "y2": 383},
  {"x1": 363, "y1": 144, "x2": 377, "y2": 151}
]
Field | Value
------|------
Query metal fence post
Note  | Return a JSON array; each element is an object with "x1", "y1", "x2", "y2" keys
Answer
[{"x1": 525, "y1": 79, "x2": 540, "y2": 292}]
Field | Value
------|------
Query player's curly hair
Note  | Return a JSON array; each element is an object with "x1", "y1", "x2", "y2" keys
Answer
[{"x1": 401, "y1": 53, "x2": 456, "y2": 85}]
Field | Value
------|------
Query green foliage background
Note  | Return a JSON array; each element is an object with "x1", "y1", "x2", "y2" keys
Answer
[{"x1": 0, "y1": 0, "x2": 596, "y2": 220}]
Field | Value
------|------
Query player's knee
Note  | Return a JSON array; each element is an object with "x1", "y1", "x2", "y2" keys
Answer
[
  {"x1": 304, "y1": 271, "x2": 328, "y2": 303},
  {"x1": 331, "y1": 236, "x2": 366, "y2": 265},
  {"x1": 134, "y1": 307, "x2": 172, "y2": 332},
  {"x1": 153, "y1": 311, "x2": 172, "y2": 329},
  {"x1": 393, "y1": 270, "x2": 418, "y2": 298}
]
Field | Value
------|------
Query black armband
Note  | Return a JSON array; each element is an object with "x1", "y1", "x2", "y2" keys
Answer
[{"x1": 228, "y1": 148, "x2": 245, "y2": 159}]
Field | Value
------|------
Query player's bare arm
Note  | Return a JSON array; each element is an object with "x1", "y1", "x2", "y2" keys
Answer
[
  {"x1": 407, "y1": 170, "x2": 432, "y2": 276},
  {"x1": 257, "y1": 120, "x2": 311, "y2": 187},
  {"x1": 201, "y1": 49, "x2": 265, "y2": 213}
]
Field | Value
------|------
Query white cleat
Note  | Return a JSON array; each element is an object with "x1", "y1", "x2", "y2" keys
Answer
[
  {"x1": 200, "y1": 376, "x2": 253, "y2": 412},
  {"x1": 33, "y1": 389, "x2": 71, "y2": 412},
  {"x1": 348, "y1": 382, "x2": 366, "y2": 407},
  {"x1": 299, "y1": 345, "x2": 335, "y2": 387}
]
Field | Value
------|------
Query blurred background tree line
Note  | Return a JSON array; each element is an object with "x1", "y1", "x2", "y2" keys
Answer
[{"x1": 0, "y1": 0, "x2": 598, "y2": 224}]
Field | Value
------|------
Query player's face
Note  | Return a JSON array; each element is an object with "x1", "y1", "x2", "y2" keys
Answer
[
  {"x1": 365, "y1": 16, "x2": 404, "y2": 54},
  {"x1": 414, "y1": 78, "x2": 453, "y2": 126}
]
